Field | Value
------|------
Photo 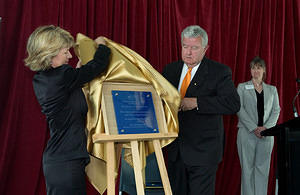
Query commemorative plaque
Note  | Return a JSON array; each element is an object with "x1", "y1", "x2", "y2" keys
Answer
[
  {"x1": 101, "y1": 82, "x2": 167, "y2": 135},
  {"x1": 112, "y1": 90, "x2": 159, "y2": 134}
]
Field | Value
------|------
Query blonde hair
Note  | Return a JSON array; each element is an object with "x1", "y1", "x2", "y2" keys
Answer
[{"x1": 24, "y1": 25, "x2": 74, "y2": 71}]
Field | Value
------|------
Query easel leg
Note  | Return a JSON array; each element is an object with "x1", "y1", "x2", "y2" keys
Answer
[
  {"x1": 153, "y1": 139, "x2": 172, "y2": 195},
  {"x1": 106, "y1": 141, "x2": 115, "y2": 195},
  {"x1": 116, "y1": 143, "x2": 123, "y2": 168},
  {"x1": 131, "y1": 140, "x2": 145, "y2": 195}
]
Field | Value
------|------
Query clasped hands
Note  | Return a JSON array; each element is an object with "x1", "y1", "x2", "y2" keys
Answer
[
  {"x1": 179, "y1": 97, "x2": 197, "y2": 112},
  {"x1": 254, "y1": 126, "x2": 267, "y2": 138}
]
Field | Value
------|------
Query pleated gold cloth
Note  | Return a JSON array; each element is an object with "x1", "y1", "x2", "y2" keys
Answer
[{"x1": 74, "y1": 33, "x2": 180, "y2": 194}]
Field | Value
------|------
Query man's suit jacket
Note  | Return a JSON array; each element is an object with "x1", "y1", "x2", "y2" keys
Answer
[
  {"x1": 237, "y1": 80, "x2": 280, "y2": 131},
  {"x1": 162, "y1": 57, "x2": 240, "y2": 166}
]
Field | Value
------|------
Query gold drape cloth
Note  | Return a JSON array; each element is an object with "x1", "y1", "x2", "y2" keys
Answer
[{"x1": 75, "y1": 33, "x2": 180, "y2": 194}]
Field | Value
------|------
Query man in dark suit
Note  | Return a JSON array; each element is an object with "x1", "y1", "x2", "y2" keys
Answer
[{"x1": 162, "y1": 25, "x2": 240, "y2": 195}]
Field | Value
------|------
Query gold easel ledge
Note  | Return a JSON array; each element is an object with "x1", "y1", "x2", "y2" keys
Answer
[{"x1": 93, "y1": 133, "x2": 178, "y2": 143}]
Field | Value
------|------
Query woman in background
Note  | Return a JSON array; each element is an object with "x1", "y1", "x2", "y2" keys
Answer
[
  {"x1": 25, "y1": 25, "x2": 111, "y2": 195},
  {"x1": 237, "y1": 56, "x2": 280, "y2": 195}
]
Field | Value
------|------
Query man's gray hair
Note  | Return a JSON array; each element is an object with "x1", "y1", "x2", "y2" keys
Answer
[{"x1": 181, "y1": 25, "x2": 208, "y2": 47}]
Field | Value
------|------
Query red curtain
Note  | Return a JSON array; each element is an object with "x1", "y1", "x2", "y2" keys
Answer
[{"x1": 0, "y1": 0, "x2": 299, "y2": 194}]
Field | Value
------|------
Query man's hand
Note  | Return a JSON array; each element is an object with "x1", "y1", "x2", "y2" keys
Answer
[{"x1": 180, "y1": 97, "x2": 197, "y2": 111}]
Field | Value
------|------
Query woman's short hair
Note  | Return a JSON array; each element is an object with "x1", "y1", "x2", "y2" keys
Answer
[
  {"x1": 24, "y1": 25, "x2": 74, "y2": 71},
  {"x1": 181, "y1": 25, "x2": 208, "y2": 48},
  {"x1": 250, "y1": 56, "x2": 266, "y2": 80},
  {"x1": 250, "y1": 56, "x2": 266, "y2": 70}
]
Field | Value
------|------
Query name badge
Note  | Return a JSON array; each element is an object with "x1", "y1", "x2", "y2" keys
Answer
[{"x1": 245, "y1": 85, "x2": 254, "y2": 90}]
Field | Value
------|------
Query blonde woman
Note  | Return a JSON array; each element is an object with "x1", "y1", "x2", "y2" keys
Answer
[{"x1": 25, "y1": 25, "x2": 111, "y2": 195}]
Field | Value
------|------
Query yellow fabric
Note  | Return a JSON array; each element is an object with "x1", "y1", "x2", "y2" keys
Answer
[
  {"x1": 180, "y1": 67, "x2": 192, "y2": 98},
  {"x1": 74, "y1": 33, "x2": 180, "y2": 194}
]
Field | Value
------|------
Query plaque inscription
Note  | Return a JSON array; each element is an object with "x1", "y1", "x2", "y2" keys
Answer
[{"x1": 112, "y1": 90, "x2": 159, "y2": 134}]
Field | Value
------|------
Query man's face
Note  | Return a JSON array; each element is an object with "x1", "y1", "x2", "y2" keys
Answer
[{"x1": 181, "y1": 36, "x2": 208, "y2": 67}]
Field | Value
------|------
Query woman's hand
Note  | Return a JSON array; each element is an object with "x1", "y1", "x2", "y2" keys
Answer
[
  {"x1": 94, "y1": 36, "x2": 106, "y2": 46},
  {"x1": 76, "y1": 59, "x2": 82, "y2": 68},
  {"x1": 254, "y1": 126, "x2": 267, "y2": 138}
]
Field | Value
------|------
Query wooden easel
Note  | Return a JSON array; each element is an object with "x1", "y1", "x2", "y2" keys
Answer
[
  {"x1": 95, "y1": 82, "x2": 178, "y2": 195},
  {"x1": 93, "y1": 132, "x2": 177, "y2": 195}
]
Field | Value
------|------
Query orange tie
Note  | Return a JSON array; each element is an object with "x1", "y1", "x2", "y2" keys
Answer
[{"x1": 180, "y1": 68, "x2": 192, "y2": 98}]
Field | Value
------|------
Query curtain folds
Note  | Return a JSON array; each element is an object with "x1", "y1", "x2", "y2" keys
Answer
[{"x1": 0, "y1": 0, "x2": 299, "y2": 194}]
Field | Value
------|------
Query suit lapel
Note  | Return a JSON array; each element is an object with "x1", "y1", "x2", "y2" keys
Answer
[
  {"x1": 262, "y1": 82, "x2": 269, "y2": 111},
  {"x1": 186, "y1": 58, "x2": 208, "y2": 95},
  {"x1": 174, "y1": 62, "x2": 184, "y2": 88},
  {"x1": 246, "y1": 80, "x2": 257, "y2": 103}
]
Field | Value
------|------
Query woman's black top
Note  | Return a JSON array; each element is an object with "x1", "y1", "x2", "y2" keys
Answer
[
  {"x1": 32, "y1": 45, "x2": 111, "y2": 164},
  {"x1": 255, "y1": 89, "x2": 264, "y2": 126}
]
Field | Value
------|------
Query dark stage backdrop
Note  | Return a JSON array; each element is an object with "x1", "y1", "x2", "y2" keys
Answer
[{"x1": 0, "y1": 0, "x2": 299, "y2": 194}]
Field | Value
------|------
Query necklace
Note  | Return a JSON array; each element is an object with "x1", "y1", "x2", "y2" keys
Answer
[
  {"x1": 255, "y1": 83, "x2": 261, "y2": 87},
  {"x1": 252, "y1": 80, "x2": 262, "y2": 87}
]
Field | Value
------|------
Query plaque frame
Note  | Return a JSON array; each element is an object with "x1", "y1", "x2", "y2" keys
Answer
[{"x1": 101, "y1": 82, "x2": 168, "y2": 135}]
